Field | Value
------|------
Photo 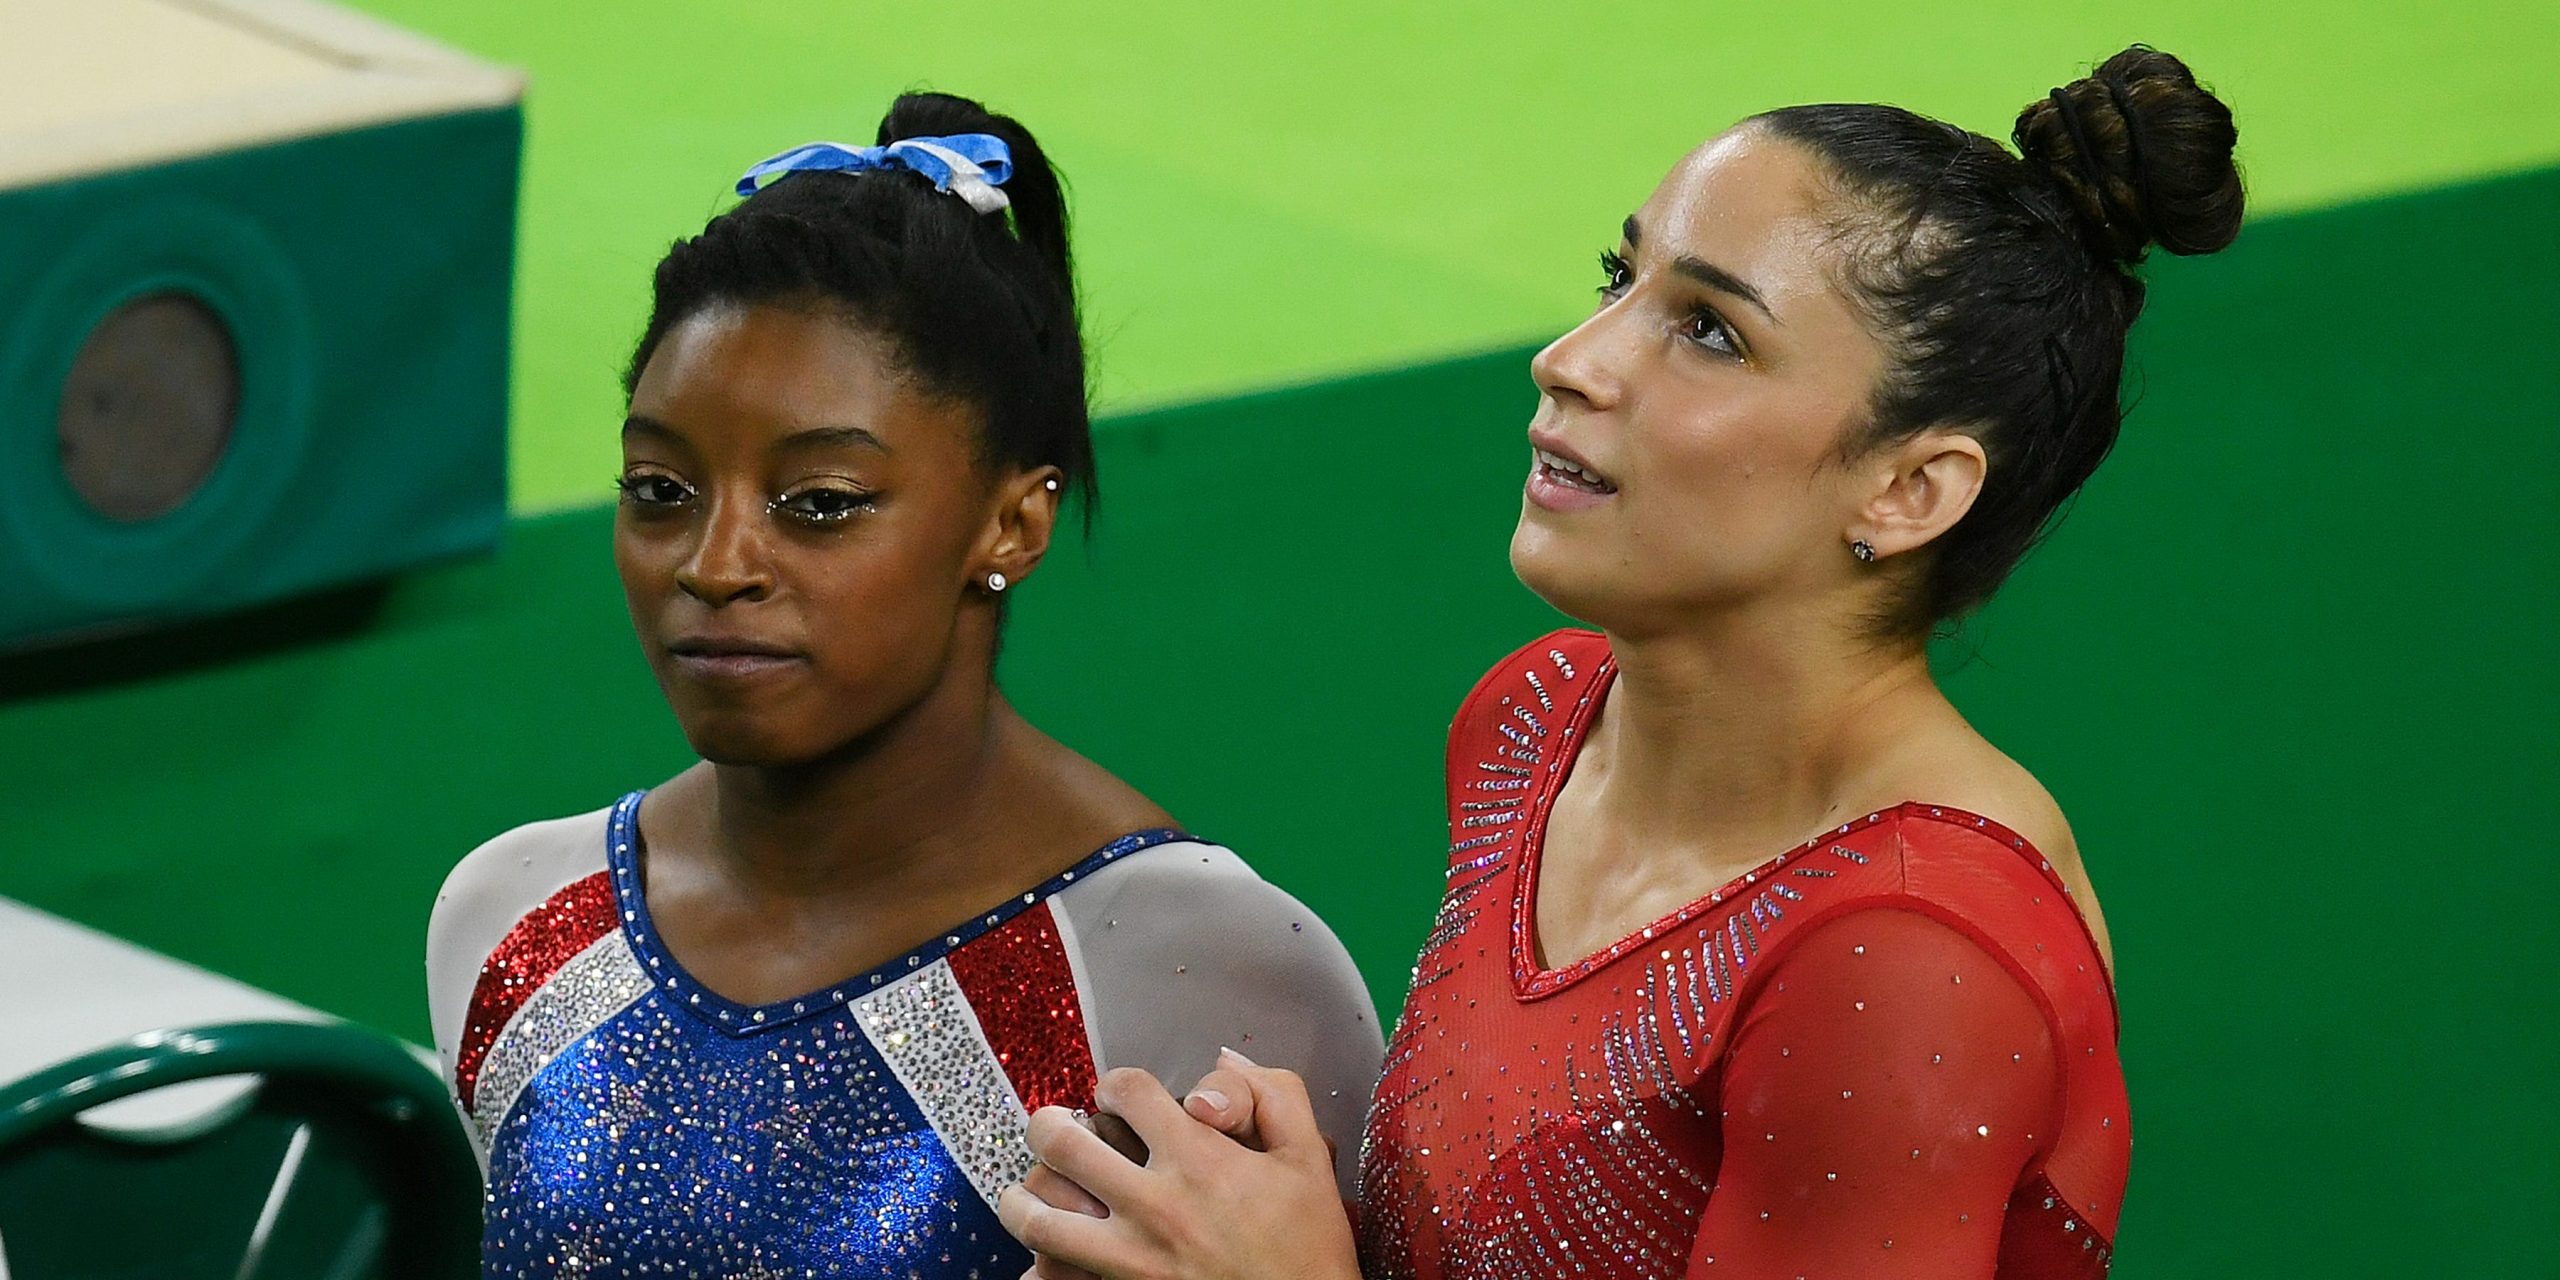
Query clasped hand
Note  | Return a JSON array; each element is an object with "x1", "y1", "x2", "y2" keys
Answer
[{"x1": 996, "y1": 1048, "x2": 1361, "y2": 1280}]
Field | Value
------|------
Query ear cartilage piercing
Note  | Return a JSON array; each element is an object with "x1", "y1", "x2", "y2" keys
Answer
[{"x1": 1043, "y1": 478, "x2": 1060, "y2": 492}]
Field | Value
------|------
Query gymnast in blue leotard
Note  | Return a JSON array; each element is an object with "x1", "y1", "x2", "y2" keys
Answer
[{"x1": 424, "y1": 91, "x2": 1381, "y2": 1279}]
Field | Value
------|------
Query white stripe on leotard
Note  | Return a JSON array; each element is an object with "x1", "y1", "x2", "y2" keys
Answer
[{"x1": 852, "y1": 957, "x2": 1032, "y2": 1209}]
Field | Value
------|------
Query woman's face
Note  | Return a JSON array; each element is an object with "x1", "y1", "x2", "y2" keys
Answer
[
  {"x1": 617, "y1": 304, "x2": 1042, "y2": 766},
  {"x1": 1511, "y1": 127, "x2": 1901, "y2": 637}
]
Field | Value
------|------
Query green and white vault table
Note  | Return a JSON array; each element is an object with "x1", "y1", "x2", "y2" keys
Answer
[
  {"x1": 0, "y1": 0, "x2": 522, "y2": 650},
  {"x1": 0, "y1": 895, "x2": 337, "y2": 1135}
]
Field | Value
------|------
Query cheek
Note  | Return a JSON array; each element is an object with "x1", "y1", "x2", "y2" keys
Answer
[
  {"x1": 1627, "y1": 414, "x2": 1820, "y2": 562},
  {"x1": 613, "y1": 521, "x2": 680, "y2": 626},
  {"x1": 801, "y1": 540, "x2": 943, "y2": 637},
  {"x1": 792, "y1": 515, "x2": 976, "y2": 675}
]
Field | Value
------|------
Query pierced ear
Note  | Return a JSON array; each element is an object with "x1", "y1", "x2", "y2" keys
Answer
[
  {"x1": 976, "y1": 465, "x2": 1066, "y2": 590},
  {"x1": 1853, "y1": 431, "x2": 1986, "y2": 561}
]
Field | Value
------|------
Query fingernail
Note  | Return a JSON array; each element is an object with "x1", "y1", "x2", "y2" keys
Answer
[
  {"x1": 1219, "y1": 1045, "x2": 1261, "y2": 1068},
  {"x1": 1188, "y1": 1088, "x2": 1230, "y2": 1113}
]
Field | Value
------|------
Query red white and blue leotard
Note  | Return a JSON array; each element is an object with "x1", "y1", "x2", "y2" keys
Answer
[
  {"x1": 428, "y1": 791, "x2": 1380, "y2": 1279},
  {"x1": 1357, "y1": 631, "x2": 2130, "y2": 1278}
]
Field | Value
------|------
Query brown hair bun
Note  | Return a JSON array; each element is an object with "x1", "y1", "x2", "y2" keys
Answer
[{"x1": 2014, "y1": 45, "x2": 2244, "y2": 264}]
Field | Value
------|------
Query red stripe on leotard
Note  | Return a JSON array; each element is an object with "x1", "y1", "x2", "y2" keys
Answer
[
  {"x1": 455, "y1": 871, "x2": 619, "y2": 1111},
  {"x1": 943, "y1": 901, "x2": 1097, "y2": 1114}
]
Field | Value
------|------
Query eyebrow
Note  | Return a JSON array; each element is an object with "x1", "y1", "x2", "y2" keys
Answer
[
  {"x1": 620, "y1": 416, "x2": 890, "y2": 454},
  {"x1": 1623, "y1": 214, "x2": 1777, "y2": 324}
]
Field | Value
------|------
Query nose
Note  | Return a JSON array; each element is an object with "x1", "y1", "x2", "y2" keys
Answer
[
  {"x1": 1530, "y1": 301, "x2": 1629, "y2": 414},
  {"x1": 674, "y1": 490, "x2": 773, "y2": 607}
]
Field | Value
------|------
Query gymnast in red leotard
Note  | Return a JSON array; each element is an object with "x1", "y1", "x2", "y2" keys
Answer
[{"x1": 1001, "y1": 44, "x2": 2244, "y2": 1279}]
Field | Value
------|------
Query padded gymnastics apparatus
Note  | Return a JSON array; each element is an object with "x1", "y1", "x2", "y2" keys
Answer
[{"x1": 0, "y1": 0, "x2": 523, "y2": 650}]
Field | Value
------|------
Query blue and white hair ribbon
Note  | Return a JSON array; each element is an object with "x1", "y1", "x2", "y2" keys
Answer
[{"x1": 734, "y1": 134, "x2": 1014, "y2": 214}]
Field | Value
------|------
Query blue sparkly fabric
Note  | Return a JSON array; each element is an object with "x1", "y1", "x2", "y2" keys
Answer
[
  {"x1": 477, "y1": 792, "x2": 1194, "y2": 1279},
  {"x1": 483, "y1": 1003, "x2": 1019, "y2": 1279}
]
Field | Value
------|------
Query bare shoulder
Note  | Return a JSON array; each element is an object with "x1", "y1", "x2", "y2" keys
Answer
[
  {"x1": 1934, "y1": 746, "x2": 2080, "y2": 864},
  {"x1": 1877, "y1": 727, "x2": 2113, "y2": 972},
  {"x1": 1000, "y1": 712, "x2": 1178, "y2": 843}
]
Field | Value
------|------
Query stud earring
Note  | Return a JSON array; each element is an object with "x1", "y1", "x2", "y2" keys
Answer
[
  {"x1": 1851, "y1": 540, "x2": 1877, "y2": 563},
  {"x1": 986, "y1": 571, "x2": 1009, "y2": 593},
  {"x1": 1043, "y1": 478, "x2": 1060, "y2": 492}
]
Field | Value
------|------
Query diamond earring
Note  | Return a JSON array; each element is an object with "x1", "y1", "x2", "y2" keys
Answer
[
  {"x1": 986, "y1": 572, "x2": 1009, "y2": 592},
  {"x1": 1043, "y1": 478, "x2": 1060, "y2": 492},
  {"x1": 1851, "y1": 540, "x2": 1877, "y2": 563}
]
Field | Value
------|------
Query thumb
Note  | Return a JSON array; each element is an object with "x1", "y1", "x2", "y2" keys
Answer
[{"x1": 1182, "y1": 1064, "x2": 1263, "y2": 1145}]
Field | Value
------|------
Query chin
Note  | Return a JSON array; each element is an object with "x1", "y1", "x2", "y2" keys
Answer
[
  {"x1": 678, "y1": 718, "x2": 821, "y2": 769},
  {"x1": 666, "y1": 684, "x2": 908, "y2": 770},
  {"x1": 662, "y1": 688, "x2": 841, "y2": 769},
  {"x1": 1510, "y1": 518, "x2": 1607, "y2": 624}
]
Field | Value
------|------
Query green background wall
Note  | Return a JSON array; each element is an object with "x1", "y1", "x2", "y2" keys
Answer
[
  {"x1": 4, "y1": 2, "x2": 2556, "y2": 1276},
  {"x1": 321, "y1": 0, "x2": 2560, "y2": 511}
]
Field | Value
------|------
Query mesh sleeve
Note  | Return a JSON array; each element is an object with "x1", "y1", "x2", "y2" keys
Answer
[
  {"x1": 1692, "y1": 905, "x2": 2060, "y2": 1277},
  {"x1": 1049, "y1": 843, "x2": 1385, "y2": 1198}
]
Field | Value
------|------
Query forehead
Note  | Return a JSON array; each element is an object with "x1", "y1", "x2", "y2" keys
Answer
[
  {"x1": 1632, "y1": 127, "x2": 1847, "y2": 310},
  {"x1": 632, "y1": 304, "x2": 967, "y2": 445}
]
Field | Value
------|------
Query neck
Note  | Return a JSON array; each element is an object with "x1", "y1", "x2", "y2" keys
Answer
[
  {"x1": 700, "y1": 662, "x2": 1026, "y2": 904},
  {"x1": 1591, "y1": 596, "x2": 1940, "y2": 849}
]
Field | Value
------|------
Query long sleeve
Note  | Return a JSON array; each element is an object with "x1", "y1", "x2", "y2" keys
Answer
[
  {"x1": 1692, "y1": 905, "x2": 2061, "y2": 1278},
  {"x1": 1047, "y1": 841, "x2": 1386, "y2": 1197}
]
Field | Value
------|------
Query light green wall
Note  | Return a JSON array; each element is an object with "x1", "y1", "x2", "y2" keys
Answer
[{"x1": 340, "y1": 0, "x2": 2560, "y2": 510}]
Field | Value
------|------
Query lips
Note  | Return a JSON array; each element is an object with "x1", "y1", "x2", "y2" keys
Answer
[
  {"x1": 1531, "y1": 446, "x2": 1616, "y2": 495},
  {"x1": 668, "y1": 635, "x2": 799, "y2": 659},
  {"x1": 666, "y1": 634, "x2": 805, "y2": 680},
  {"x1": 1523, "y1": 426, "x2": 1619, "y2": 516}
]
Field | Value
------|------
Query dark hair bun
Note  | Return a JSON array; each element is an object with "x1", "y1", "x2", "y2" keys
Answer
[
  {"x1": 878, "y1": 91, "x2": 1074, "y2": 294},
  {"x1": 2014, "y1": 45, "x2": 2244, "y2": 264}
]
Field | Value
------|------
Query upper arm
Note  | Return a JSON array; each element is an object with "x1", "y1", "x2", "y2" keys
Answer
[
  {"x1": 1694, "y1": 906, "x2": 2060, "y2": 1278},
  {"x1": 423, "y1": 810, "x2": 609, "y2": 1094},
  {"x1": 425, "y1": 845, "x2": 502, "y2": 1088},
  {"x1": 1050, "y1": 847, "x2": 1384, "y2": 1195}
]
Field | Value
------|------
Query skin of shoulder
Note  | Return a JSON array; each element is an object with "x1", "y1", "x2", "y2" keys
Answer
[
  {"x1": 1877, "y1": 727, "x2": 2112, "y2": 969},
  {"x1": 424, "y1": 806, "x2": 614, "y2": 1082},
  {"x1": 1908, "y1": 737, "x2": 2078, "y2": 857}
]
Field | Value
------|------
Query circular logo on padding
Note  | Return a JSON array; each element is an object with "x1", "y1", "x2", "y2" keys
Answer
[
  {"x1": 57, "y1": 292, "x2": 242, "y2": 523},
  {"x1": 0, "y1": 197, "x2": 313, "y2": 614}
]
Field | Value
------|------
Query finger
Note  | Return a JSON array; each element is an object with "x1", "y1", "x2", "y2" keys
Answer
[
  {"x1": 1092, "y1": 1066, "x2": 1207, "y2": 1159},
  {"x1": 1088, "y1": 1110, "x2": 1149, "y2": 1164},
  {"x1": 1180, "y1": 1066, "x2": 1264, "y2": 1147},
  {"x1": 1022, "y1": 1161, "x2": 1107, "y2": 1218},
  {"x1": 1022, "y1": 1105, "x2": 1150, "y2": 1205},
  {"x1": 1232, "y1": 1064, "x2": 1328, "y2": 1158},
  {"x1": 1028, "y1": 1253, "x2": 1104, "y2": 1280},
  {"x1": 995, "y1": 1184, "x2": 1124, "y2": 1271}
]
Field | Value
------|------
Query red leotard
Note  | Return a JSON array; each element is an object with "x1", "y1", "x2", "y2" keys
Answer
[{"x1": 1357, "y1": 631, "x2": 2129, "y2": 1278}]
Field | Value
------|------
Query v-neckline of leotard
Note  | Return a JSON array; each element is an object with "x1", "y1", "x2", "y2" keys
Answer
[
  {"x1": 603, "y1": 790, "x2": 1197, "y2": 1039},
  {"x1": 1505, "y1": 656, "x2": 2089, "y2": 1000}
]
